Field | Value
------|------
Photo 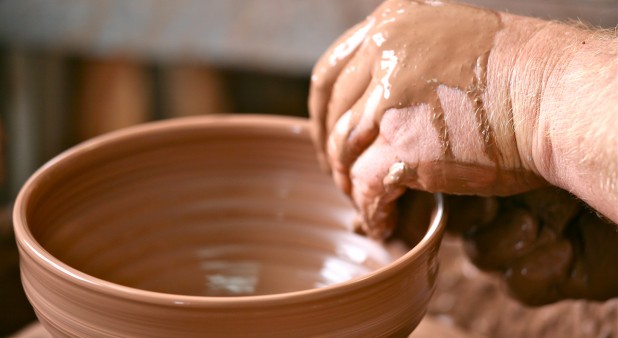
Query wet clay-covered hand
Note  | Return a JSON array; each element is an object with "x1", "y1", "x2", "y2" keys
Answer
[
  {"x1": 447, "y1": 188, "x2": 618, "y2": 305},
  {"x1": 310, "y1": 0, "x2": 618, "y2": 237},
  {"x1": 309, "y1": 0, "x2": 547, "y2": 237},
  {"x1": 310, "y1": 0, "x2": 618, "y2": 305}
]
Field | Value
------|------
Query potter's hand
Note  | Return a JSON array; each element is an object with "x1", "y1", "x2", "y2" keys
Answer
[
  {"x1": 448, "y1": 188, "x2": 618, "y2": 305},
  {"x1": 310, "y1": 0, "x2": 617, "y2": 238},
  {"x1": 309, "y1": 0, "x2": 547, "y2": 237}
]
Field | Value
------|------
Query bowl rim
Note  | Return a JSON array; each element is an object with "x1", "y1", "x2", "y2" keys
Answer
[{"x1": 13, "y1": 114, "x2": 446, "y2": 308}]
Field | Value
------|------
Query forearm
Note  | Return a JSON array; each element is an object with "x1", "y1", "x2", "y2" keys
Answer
[
  {"x1": 532, "y1": 23, "x2": 617, "y2": 222},
  {"x1": 488, "y1": 14, "x2": 618, "y2": 222}
]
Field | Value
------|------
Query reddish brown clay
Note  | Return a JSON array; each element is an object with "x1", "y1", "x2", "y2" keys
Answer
[{"x1": 13, "y1": 115, "x2": 445, "y2": 337}]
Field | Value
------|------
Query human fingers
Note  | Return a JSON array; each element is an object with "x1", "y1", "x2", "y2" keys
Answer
[
  {"x1": 338, "y1": 104, "x2": 447, "y2": 236},
  {"x1": 463, "y1": 207, "x2": 540, "y2": 271},
  {"x1": 444, "y1": 195, "x2": 498, "y2": 234},
  {"x1": 326, "y1": 79, "x2": 382, "y2": 195},
  {"x1": 461, "y1": 199, "x2": 578, "y2": 305},
  {"x1": 391, "y1": 190, "x2": 437, "y2": 246},
  {"x1": 326, "y1": 50, "x2": 373, "y2": 137},
  {"x1": 309, "y1": 18, "x2": 375, "y2": 162},
  {"x1": 503, "y1": 239, "x2": 574, "y2": 305},
  {"x1": 351, "y1": 154, "x2": 405, "y2": 238},
  {"x1": 560, "y1": 211, "x2": 618, "y2": 301},
  {"x1": 504, "y1": 207, "x2": 618, "y2": 305},
  {"x1": 461, "y1": 188, "x2": 618, "y2": 304},
  {"x1": 344, "y1": 122, "x2": 408, "y2": 238}
]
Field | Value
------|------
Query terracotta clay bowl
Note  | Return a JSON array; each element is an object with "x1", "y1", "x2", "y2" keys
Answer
[{"x1": 13, "y1": 115, "x2": 446, "y2": 337}]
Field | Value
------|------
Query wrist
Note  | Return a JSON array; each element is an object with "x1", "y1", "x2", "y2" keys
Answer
[
  {"x1": 495, "y1": 17, "x2": 618, "y2": 221},
  {"x1": 537, "y1": 27, "x2": 618, "y2": 221},
  {"x1": 486, "y1": 14, "x2": 583, "y2": 182},
  {"x1": 513, "y1": 21, "x2": 582, "y2": 186},
  {"x1": 483, "y1": 13, "x2": 550, "y2": 178}
]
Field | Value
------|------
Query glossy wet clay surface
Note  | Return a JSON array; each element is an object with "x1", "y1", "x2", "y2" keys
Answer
[
  {"x1": 25, "y1": 122, "x2": 392, "y2": 296},
  {"x1": 14, "y1": 115, "x2": 445, "y2": 337},
  {"x1": 309, "y1": 0, "x2": 546, "y2": 238}
]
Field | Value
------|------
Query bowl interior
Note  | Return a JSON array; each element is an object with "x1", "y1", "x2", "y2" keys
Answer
[{"x1": 22, "y1": 116, "x2": 427, "y2": 297}]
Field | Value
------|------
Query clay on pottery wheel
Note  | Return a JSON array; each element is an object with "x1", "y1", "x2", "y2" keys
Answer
[{"x1": 13, "y1": 115, "x2": 446, "y2": 337}]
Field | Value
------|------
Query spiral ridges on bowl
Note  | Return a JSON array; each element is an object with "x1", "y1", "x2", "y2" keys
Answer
[{"x1": 14, "y1": 115, "x2": 445, "y2": 337}]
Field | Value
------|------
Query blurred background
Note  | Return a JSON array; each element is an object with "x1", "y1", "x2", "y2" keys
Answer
[{"x1": 0, "y1": 0, "x2": 616, "y2": 337}]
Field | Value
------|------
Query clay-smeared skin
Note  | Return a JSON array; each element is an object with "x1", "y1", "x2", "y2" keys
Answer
[
  {"x1": 447, "y1": 188, "x2": 618, "y2": 305},
  {"x1": 310, "y1": 0, "x2": 545, "y2": 237},
  {"x1": 310, "y1": 0, "x2": 618, "y2": 303}
]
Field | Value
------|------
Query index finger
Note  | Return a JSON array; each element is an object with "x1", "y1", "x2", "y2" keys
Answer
[{"x1": 309, "y1": 18, "x2": 375, "y2": 166}]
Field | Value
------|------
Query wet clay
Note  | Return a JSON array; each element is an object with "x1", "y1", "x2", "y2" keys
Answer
[
  {"x1": 312, "y1": 0, "x2": 503, "y2": 165},
  {"x1": 456, "y1": 187, "x2": 618, "y2": 305},
  {"x1": 358, "y1": 1, "x2": 501, "y2": 158},
  {"x1": 384, "y1": 160, "x2": 545, "y2": 196},
  {"x1": 24, "y1": 117, "x2": 393, "y2": 297},
  {"x1": 13, "y1": 116, "x2": 447, "y2": 337},
  {"x1": 311, "y1": 0, "x2": 618, "y2": 304},
  {"x1": 310, "y1": 0, "x2": 549, "y2": 237},
  {"x1": 429, "y1": 237, "x2": 618, "y2": 338}
]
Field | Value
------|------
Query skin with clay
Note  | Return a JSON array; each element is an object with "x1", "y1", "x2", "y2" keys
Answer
[{"x1": 310, "y1": 0, "x2": 617, "y2": 305}]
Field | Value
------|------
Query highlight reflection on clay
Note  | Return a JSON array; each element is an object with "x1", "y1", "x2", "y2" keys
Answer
[
  {"x1": 13, "y1": 115, "x2": 446, "y2": 337},
  {"x1": 310, "y1": 0, "x2": 545, "y2": 238},
  {"x1": 23, "y1": 119, "x2": 396, "y2": 297}
]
